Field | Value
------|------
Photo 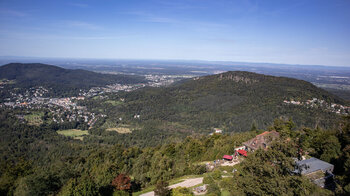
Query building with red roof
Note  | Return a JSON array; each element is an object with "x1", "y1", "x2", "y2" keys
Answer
[
  {"x1": 237, "y1": 149, "x2": 247, "y2": 157},
  {"x1": 223, "y1": 155, "x2": 233, "y2": 161}
]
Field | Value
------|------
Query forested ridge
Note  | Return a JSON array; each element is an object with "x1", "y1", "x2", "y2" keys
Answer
[
  {"x1": 93, "y1": 71, "x2": 346, "y2": 134},
  {"x1": 0, "y1": 63, "x2": 147, "y2": 97}
]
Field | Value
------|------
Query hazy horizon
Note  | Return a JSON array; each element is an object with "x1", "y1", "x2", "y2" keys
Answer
[{"x1": 1, "y1": 55, "x2": 350, "y2": 68}]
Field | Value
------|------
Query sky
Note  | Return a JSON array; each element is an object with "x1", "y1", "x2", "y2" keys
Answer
[{"x1": 0, "y1": 0, "x2": 350, "y2": 66}]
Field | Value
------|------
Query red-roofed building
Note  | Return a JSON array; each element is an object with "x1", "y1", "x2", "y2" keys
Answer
[
  {"x1": 237, "y1": 149, "x2": 247, "y2": 157},
  {"x1": 223, "y1": 155, "x2": 233, "y2": 161}
]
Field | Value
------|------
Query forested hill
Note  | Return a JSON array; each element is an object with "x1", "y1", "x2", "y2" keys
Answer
[
  {"x1": 119, "y1": 71, "x2": 346, "y2": 132},
  {"x1": 0, "y1": 63, "x2": 146, "y2": 96}
]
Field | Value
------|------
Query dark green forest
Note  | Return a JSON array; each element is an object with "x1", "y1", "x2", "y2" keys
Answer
[
  {"x1": 0, "y1": 63, "x2": 147, "y2": 97},
  {"x1": 1, "y1": 107, "x2": 350, "y2": 195}
]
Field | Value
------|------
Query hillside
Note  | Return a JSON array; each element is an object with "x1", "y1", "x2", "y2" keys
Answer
[
  {"x1": 0, "y1": 63, "x2": 146, "y2": 96},
  {"x1": 1, "y1": 70, "x2": 350, "y2": 195},
  {"x1": 111, "y1": 71, "x2": 346, "y2": 132}
]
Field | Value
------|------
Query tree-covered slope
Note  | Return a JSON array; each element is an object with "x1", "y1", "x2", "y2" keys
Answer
[
  {"x1": 0, "y1": 63, "x2": 146, "y2": 96},
  {"x1": 118, "y1": 71, "x2": 345, "y2": 132}
]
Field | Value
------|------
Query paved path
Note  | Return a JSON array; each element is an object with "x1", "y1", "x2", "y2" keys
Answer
[{"x1": 140, "y1": 177, "x2": 203, "y2": 196}]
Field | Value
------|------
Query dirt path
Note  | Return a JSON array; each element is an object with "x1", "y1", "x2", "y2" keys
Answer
[{"x1": 140, "y1": 177, "x2": 203, "y2": 196}]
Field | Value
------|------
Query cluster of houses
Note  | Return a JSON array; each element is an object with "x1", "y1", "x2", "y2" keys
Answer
[
  {"x1": 84, "y1": 83, "x2": 145, "y2": 97},
  {"x1": 1, "y1": 86, "x2": 103, "y2": 128},
  {"x1": 283, "y1": 97, "x2": 349, "y2": 115},
  {"x1": 212, "y1": 130, "x2": 335, "y2": 190},
  {"x1": 82, "y1": 75, "x2": 185, "y2": 97}
]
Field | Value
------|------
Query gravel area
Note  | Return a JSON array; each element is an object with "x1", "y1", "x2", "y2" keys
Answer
[{"x1": 140, "y1": 177, "x2": 203, "y2": 196}]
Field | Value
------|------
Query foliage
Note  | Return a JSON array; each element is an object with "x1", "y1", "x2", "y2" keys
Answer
[
  {"x1": 221, "y1": 144, "x2": 332, "y2": 195},
  {"x1": 111, "y1": 174, "x2": 131, "y2": 191},
  {"x1": 59, "y1": 177, "x2": 99, "y2": 196},
  {"x1": 210, "y1": 170, "x2": 222, "y2": 180},
  {"x1": 202, "y1": 174, "x2": 214, "y2": 185},
  {"x1": 207, "y1": 183, "x2": 221, "y2": 196},
  {"x1": 154, "y1": 180, "x2": 170, "y2": 196},
  {"x1": 335, "y1": 116, "x2": 350, "y2": 195},
  {"x1": 171, "y1": 187, "x2": 193, "y2": 196},
  {"x1": 0, "y1": 103, "x2": 349, "y2": 196},
  {"x1": 113, "y1": 190, "x2": 129, "y2": 196}
]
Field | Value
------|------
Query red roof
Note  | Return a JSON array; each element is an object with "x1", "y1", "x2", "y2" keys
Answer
[
  {"x1": 237, "y1": 150, "x2": 247, "y2": 157},
  {"x1": 223, "y1": 155, "x2": 233, "y2": 160}
]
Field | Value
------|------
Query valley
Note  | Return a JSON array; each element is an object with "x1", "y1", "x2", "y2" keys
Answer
[{"x1": 0, "y1": 63, "x2": 349, "y2": 196}]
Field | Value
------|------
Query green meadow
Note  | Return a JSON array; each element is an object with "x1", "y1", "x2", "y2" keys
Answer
[{"x1": 57, "y1": 129, "x2": 89, "y2": 140}]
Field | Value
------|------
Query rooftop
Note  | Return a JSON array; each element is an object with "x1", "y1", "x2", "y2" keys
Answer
[
  {"x1": 243, "y1": 131, "x2": 280, "y2": 151},
  {"x1": 295, "y1": 157, "x2": 334, "y2": 175}
]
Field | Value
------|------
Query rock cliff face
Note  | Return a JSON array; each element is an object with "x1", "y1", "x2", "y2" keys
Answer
[{"x1": 218, "y1": 73, "x2": 258, "y2": 84}]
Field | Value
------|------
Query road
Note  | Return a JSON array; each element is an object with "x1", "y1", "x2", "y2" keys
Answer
[{"x1": 140, "y1": 177, "x2": 203, "y2": 196}]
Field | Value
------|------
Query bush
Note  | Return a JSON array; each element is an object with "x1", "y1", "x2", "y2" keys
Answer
[
  {"x1": 211, "y1": 170, "x2": 222, "y2": 180},
  {"x1": 113, "y1": 190, "x2": 129, "y2": 196},
  {"x1": 203, "y1": 174, "x2": 214, "y2": 184},
  {"x1": 154, "y1": 180, "x2": 170, "y2": 196},
  {"x1": 171, "y1": 187, "x2": 193, "y2": 196},
  {"x1": 207, "y1": 183, "x2": 221, "y2": 196}
]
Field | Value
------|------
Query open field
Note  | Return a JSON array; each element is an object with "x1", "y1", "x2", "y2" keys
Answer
[
  {"x1": 106, "y1": 127, "x2": 132, "y2": 134},
  {"x1": 221, "y1": 190, "x2": 230, "y2": 196},
  {"x1": 103, "y1": 121, "x2": 134, "y2": 134},
  {"x1": 104, "y1": 100, "x2": 123, "y2": 106},
  {"x1": 24, "y1": 112, "x2": 44, "y2": 126},
  {"x1": 57, "y1": 129, "x2": 89, "y2": 140}
]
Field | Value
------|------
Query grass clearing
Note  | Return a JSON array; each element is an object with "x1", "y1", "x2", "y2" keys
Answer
[
  {"x1": 104, "y1": 100, "x2": 123, "y2": 106},
  {"x1": 103, "y1": 121, "x2": 134, "y2": 134},
  {"x1": 24, "y1": 112, "x2": 44, "y2": 126},
  {"x1": 221, "y1": 190, "x2": 230, "y2": 196},
  {"x1": 74, "y1": 136, "x2": 85, "y2": 141},
  {"x1": 106, "y1": 127, "x2": 132, "y2": 134},
  {"x1": 57, "y1": 129, "x2": 89, "y2": 140},
  {"x1": 92, "y1": 96, "x2": 100, "y2": 100}
]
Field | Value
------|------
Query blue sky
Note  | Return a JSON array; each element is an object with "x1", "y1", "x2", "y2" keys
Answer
[{"x1": 0, "y1": 0, "x2": 350, "y2": 66}]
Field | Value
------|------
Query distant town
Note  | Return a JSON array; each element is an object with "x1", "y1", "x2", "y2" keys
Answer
[
  {"x1": 283, "y1": 98, "x2": 349, "y2": 115},
  {"x1": 0, "y1": 74, "x2": 190, "y2": 128}
]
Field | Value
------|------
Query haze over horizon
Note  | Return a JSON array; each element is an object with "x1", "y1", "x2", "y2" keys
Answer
[{"x1": 1, "y1": 0, "x2": 350, "y2": 67}]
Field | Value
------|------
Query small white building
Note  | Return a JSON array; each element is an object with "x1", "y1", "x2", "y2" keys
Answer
[{"x1": 214, "y1": 128, "x2": 222, "y2": 134}]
